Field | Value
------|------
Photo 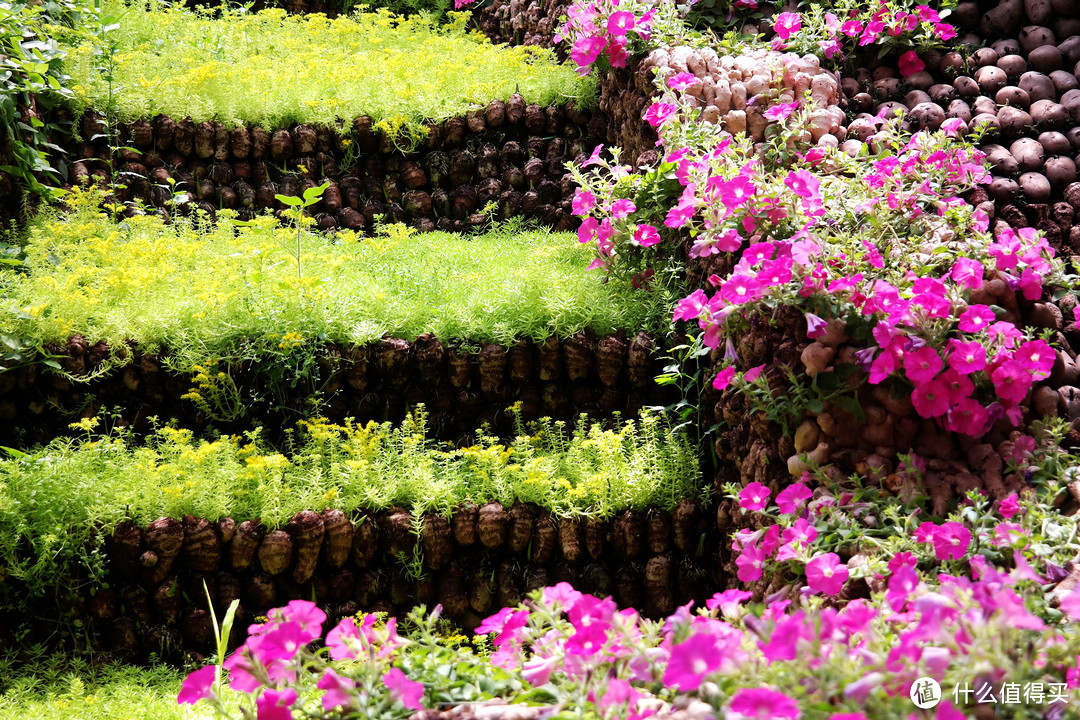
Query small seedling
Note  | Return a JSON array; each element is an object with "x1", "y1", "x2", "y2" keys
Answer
[{"x1": 276, "y1": 181, "x2": 329, "y2": 279}]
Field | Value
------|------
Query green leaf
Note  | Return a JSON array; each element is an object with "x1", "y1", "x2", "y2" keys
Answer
[{"x1": 275, "y1": 194, "x2": 303, "y2": 207}]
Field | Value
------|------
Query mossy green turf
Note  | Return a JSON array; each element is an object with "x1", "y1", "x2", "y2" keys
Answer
[
  {"x1": 0, "y1": 193, "x2": 674, "y2": 368},
  {"x1": 58, "y1": 1, "x2": 595, "y2": 129}
]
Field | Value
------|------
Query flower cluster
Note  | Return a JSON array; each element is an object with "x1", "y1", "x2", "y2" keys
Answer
[
  {"x1": 772, "y1": 1, "x2": 956, "y2": 68},
  {"x1": 555, "y1": 0, "x2": 687, "y2": 75}
]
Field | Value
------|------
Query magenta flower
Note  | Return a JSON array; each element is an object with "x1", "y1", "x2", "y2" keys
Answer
[
  {"x1": 606, "y1": 10, "x2": 635, "y2": 36},
  {"x1": 476, "y1": 607, "x2": 529, "y2": 647},
  {"x1": 886, "y1": 564, "x2": 919, "y2": 612},
  {"x1": 764, "y1": 102, "x2": 798, "y2": 122},
  {"x1": 1016, "y1": 339, "x2": 1055, "y2": 380},
  {"x1": 999, "y1": 493, "x2": 1020, "y2": 519},
  {"x1": 947, "y1": 339, "x2": 986, "y2": 375},
  {"x1": 570, "y1": 35, "x2": 607, "y2": 71},
  {"x1": 804, "y1": 312, "x2": 827, "y2": 339},
  {"x1": 633, "y1": 224, "x2": 661, "y2": 247},
  {"x1": 949, "y1": 257, "x2": 984, "y2": 290},
  {"x1": 773, "y1": 12, "x2": 801, "y2": 41},
  {"x1": 898, "y1": 50, "x2": 925, "y2": 77},
  {"x1": 946, "y1": 397, "x2": 991, "y2": 436},
  {"x1": 713, "y1": 365, "x2": 736, "y2": 391},
  {"x1": 903, "y1": 347, "x2": 942, "y2": 384},
  {"x1": 383, "y1": 668, "x2": 424, "y2": 710},
  {"x1": 728, "y1": 687, "x2": 801, "y2": 719},
  {"x1": 934, "y1": 22, "x2": 956, "y2": 40},
  {"x1": 706, "y1": 589, "x2": 752, "y2": 616},
  {"x1": 663, "y1": 632, "x2": 722, "y2": 691},
  {"x1": 776, "y1": 483, "x2": 811, "y2": 515},
  {"x1": 673, "y1": 289, "x2": 707, "y2": 322},
  {"x1": 255, "y1": 621, "x2": 307, "y2": 662},
  {"x1": 256, "y1": 688, "x2": 297, "y2": 720},
  {"x1": 739, "y1": 481, "x2": 771, "y2": 511},
  {"x1": 325, "y1": 617, "x2": 360, "y2": 660},
  {"x1": 911, "y1": 378, "x2": 950, "y2": 418},
  {"x1": 744, "y1": 364, "x2": 765, "y2": 382},
  {"x1": 958, "y1": 305, "x2": 995, "y2": 332},
  {"x1": 177, "y1": 665, "x2": 216, "y2": 705},
  {"x1": 577, "y1": 216, "x2": 597, "y2": 245},
  {"x1": 667, "y1": 72, "x2": 697, "y2": 91},
  {"x1": 932, "y1": 521, "x2": 971, "y2": 561},
  {"x1": 664, "y1": 201, "x2": 695, "y2": 228},
  {"x1": 643, "y1": 102, "x2": 677, "y2": 127},
  {"x1": 720, "y1": 274, "x2": 763, "y2": 304},
  {"x1": 736, "y1": 542, "x2": 765, "y2": 582},
  {"x1": 571, "y1": 189, "x2": 596, "y2": 216},
  {"x1": 784, "y1": 169, "x2": 820, "y2": 200},
  {"x1": 806, "y1": 552, "x2": 849, "y2": 595},
  {"x1": 610, "y1": 198, "x2": 636, "y2": 218},
  {"x1": 991, "y1": 358, "x2": 1033, "y2": 403},
  {"x1": 721, "y1": 175, "x2": 757, "y2": 206},
  {"x1": 317, "y1": 669, "x2": 356, "y2": 712}
]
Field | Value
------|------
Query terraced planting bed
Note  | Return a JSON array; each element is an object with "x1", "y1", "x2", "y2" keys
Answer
[{"x1": 3, "y1": 0, "x2": 1080, "y2": 718}]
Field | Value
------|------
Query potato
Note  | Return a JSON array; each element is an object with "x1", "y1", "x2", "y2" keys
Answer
[
  {"x1": 997, "y1": 54, "x2": 1029, "y2": 77},
  {"x1": 989, "y1": 177, "x2": 1021, "y2": 202},
  {"x1": 1038, "y1": 130, "x2": 1073, "y2": 154},
  {"x1": 953, "y1": 1, "x2": 982, "y2": 29},
  {"x1": 1019, "y1": 26, "x2": 1057, "y2": 54},
  {"x1": 954, "y1": 75, "x2": 981, "y2": 97},
  {"x1": 1060, "y1": 88, "x2": 1080, "y2": 121},
  {"x1": 971, "y1": 112, "x2": 1002, "y2": 134},
  {"x1": 908, "y1": 102, "x2": 945, "y2": 130},
  {"x1": 939, "y1": 52, "x2": 965, "y2": 75},
  {"x1": 1045, "y1": 155, "x2": 1078, "y2": 186},
  {"x1": 993, "y1": 38, "x2": 1019, "y2": 56},
  {"x1": 1031, "y1": 98, "x2": 1068, "y2": 128},
  {"x1": 1027, "y1": 0, "x2": 1055, "y2": 25},
  {"x1": 985, "y1": 143, "x2": 1021, "y2": 174},
  {"x1": 1029, "y1": 45, "x2": 1064, "y2": 72},
  {"x1": 930, "y1": 84, "x2": 956, "y2": 103},
  {"x1": 971, "y1": 48, "x2": 1000, "y2": 67},
  {"x1": 904, "y1": 89, "x2": 932, "y2": 107},
  {"x1": 846, "y1": 117, "x2": 877, "y2": 142},
  {"x1": 976, "y1": 65, "x2": 1009, "y2": 93},
  {"x1": 841, "y1": 77, "x2": 861, "y2": 97},
  {"x1": 1065, "y1": 181, "x2": 1080, "y2": 208},
  {"x1": 983, "y1": 0, "x2": 1026, "y2": 37},
  {"x1": 947, "y1": 99, "x2": 973, "y2": 123},
  {"x1": 872, "y1": 66, "x2": 897, "y2": 81},
  {"x1": 975, "y1": 95, "x2": 1000, "y2": 115},
  {"x1": 996, "y1": 85, "x2": 1032, "y2": 107},
  {"x1": 1055, "y1": 17, "x2": 1080, "y2": 36},
  {"x1": 840, "y1": 139, "x2": 864, "y2": 157},
  {"x1": 1011, "y1": 137, "x2": 1046, "y2": 171},
  {"x1": 905, "y1": 71, "x2": 935, "y2": 91},
  {"x1": 1060, "y1": 36, "x2": 1080, "y2": 66},
  {"x1": 1020, "y1": 71, "x2": 1058, "y2": 101},
  {"x1": 851, "y1": 92, "x2": 874, "y2": 112},
  {"x1": 874, "y1": 77, "x2": 901, "y2": 99},
  {"x1": 1068, "y1": 126, "x2": 1080, "y2": 149},
  {"x1": 1019, "y1": 171, "x2": 1053, "y2": 201},
  {"x1": 998, "y1": 104, "x2": 1035, "y2": 135},
  {"x1": 1050, "y1": 69, "x2": 1080, "y2": 94}
]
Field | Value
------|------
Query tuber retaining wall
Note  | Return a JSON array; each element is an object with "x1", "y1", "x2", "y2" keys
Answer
[
  {"x1": 53, "y1": 98, "x2": 608, "y2": 233},
  {"x1": 1, "y1": 331, "x2": 673, "y2": 448}
]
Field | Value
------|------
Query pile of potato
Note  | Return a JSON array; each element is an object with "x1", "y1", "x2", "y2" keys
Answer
[{"x1": 638, "y1": 46, "x2": 846, "y2": 144}]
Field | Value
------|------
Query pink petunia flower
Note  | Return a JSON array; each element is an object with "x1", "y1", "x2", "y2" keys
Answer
[
  {"x1": 904, "y1": 346, "x2": 943, "y2": 384},
  {"x1": 643, "y1": 102, "x2": 677, "y2": 127},
  {"x1": 663, "y1": 632, "x2": 722, "y2": 691},
  {"x1": 383, "y1": 668, "x2": 425, "y2": 710},
  {"x1": 177, "y1": 665, "x2": 216, "y2": 705},
  {"x1": 946, "y1": 397, "x2": 990, "y2": 436},
  {"x1": 806, "y1": 553, "x2": 849, "y2": 596},
  {"x1": 958, "y1": 305, "x2": 995, "y2": 332},
  {"x1": 606, "y1": 10, "x2": 635, "y2": 36},
  {"x1": 713, "y1": 365, "x2": 736, "y2": 391},
  {"x1": 934, "y1": 23, "x2": 957, "y2": 40},
  {"x1": 736, "y1": 542, "x2": 766, "y2": 582},
  {"x1": 898, "y1": 50, "x2": 924, "y2": 77},
  {"x1": 1000, "y1": 493, "x2": 1021, "y2": 519},
  {"x1": 932, "y1": 522, "x2": 971, "y2": 561},
  {"x1": 947, "y1": 339, "x2": 986, "y2": 375},
  {"x1": 318, "y1": 669, "x2": 356, "y2": 712},
  {"x1": 912, "y1": 378, "x2": 950, "y2": 418},
  {"x1": 764, "y1": 102, "x2": 798, "y2": 121},
  {"x1": 570, "y1": 35, "x2": 607, "y2": 72},
  {"x1": 571, "y1": 189, "x2": 596, "y2": 216},
  {"x1": 776, "y1": 483, "x2": 812, "y2": 515},
  {"x1": 728, "y1": 687, "x2": 801, "y2": 719},
  {"x1": 991, "y1": 359, "x2": 1033, "y2": 403},
  {"x1": 707, "y1": 589, "x2": 752, "y2": 617},
  {"x1": 610, "y1": 198, "x2": 636, "y2": 218},
  {"x1": 739, "y1": 481, "x2": 772, "y2": 511},
  {"x1": 667, "y1": 72, "x2": 698, "y2": 91},
  {"x1": 805, "y1": 312, "x2": 827, "y2": 339},
  {"x1": 633, "y1": 224, "x2": 661, "y2": 247},
  {"x1": 773, "y1": 12, "x2": 802, "y2": 41},
  {"x1": 256, "y1": 688, "x2": 298, "y2": 720}
]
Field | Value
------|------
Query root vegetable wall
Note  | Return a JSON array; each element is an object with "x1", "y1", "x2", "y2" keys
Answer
[
  {"x1": 52, "y1": 499, "x2": 747, "y2": 663},
  {"x1": 55, "y1": 99, "x2": 607, "y2": 233},
  {"x1": 1, "y1": 332, "x2": 671, "y2": 448}
]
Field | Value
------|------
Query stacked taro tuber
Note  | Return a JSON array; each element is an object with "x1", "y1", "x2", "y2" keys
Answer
[
  {"x1": 0, "y1": 332, "x2": 671, "y2": 448},
  {"x1": 476, "y1": 0, "x2": 572, "y2": 50},
  {"x1": 63, "y1": 96, "x2": 606, "y2": 233},
  {"x1": 91, "y1": 500, "x2": 714, "y2": 661}
]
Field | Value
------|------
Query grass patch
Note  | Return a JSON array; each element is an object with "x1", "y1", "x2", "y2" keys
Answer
[
  {"x1": 58, "y1": 1, "x2": 595, "y2": 130},
  {"x1": 0, "y1": 656, "x2": 205, "y2": 720},
  {"x1": 0, "y1": 190, "x2": 673, "y2": 370}
]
